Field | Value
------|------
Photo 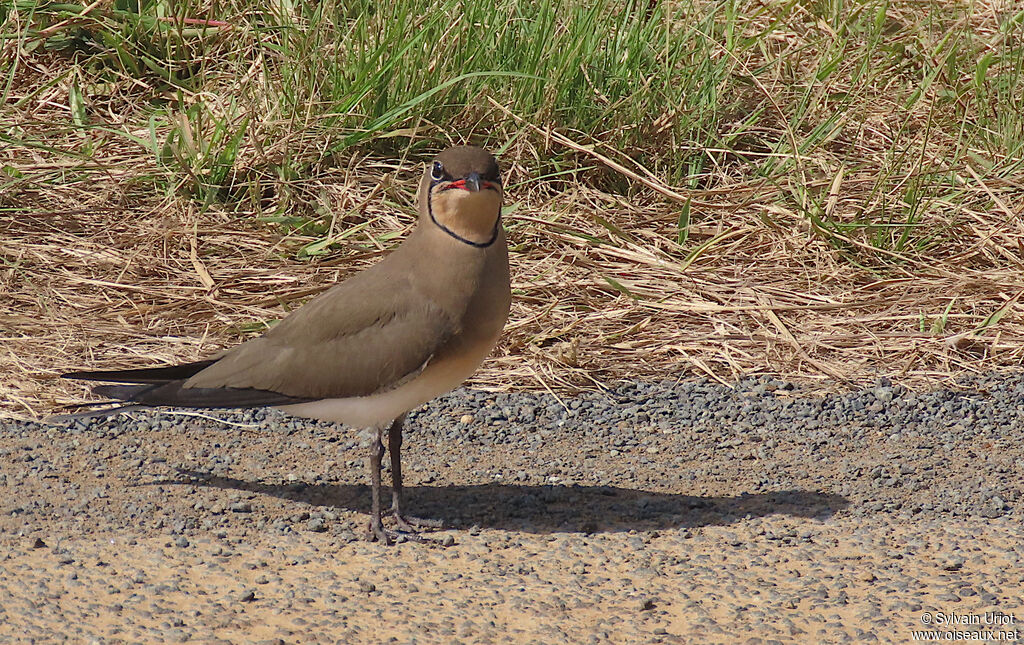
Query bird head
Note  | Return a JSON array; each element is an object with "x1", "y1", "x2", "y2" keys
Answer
[{"x1": 420, "y1": 146, "x2": 503, "y2": 248}]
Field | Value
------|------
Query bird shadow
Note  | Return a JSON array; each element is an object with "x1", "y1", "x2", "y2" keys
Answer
[{"x1": 152, "y1": 469, "x2": 849, "y2": 534}]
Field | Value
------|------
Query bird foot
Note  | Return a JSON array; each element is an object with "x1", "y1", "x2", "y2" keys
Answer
[
  {"x1": 392, "y1": 512, "x2": 443, "y2": 533},
  {"x1": 366, "y1": 518, "x2": 394, "y2": 545},
  {"x1": 365, "y1": 514, "x2": 443, "y2": 545}
]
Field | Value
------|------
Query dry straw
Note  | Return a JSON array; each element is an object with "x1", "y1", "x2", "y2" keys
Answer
[
  {"x1": 3, "y1": 2, "x2": 1024, "y2": 420},
  {"x1": 3, "y1": 126, "x2": 1023, "y2": 420}
]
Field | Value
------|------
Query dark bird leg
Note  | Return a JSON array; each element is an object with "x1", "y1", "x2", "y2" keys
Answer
[
  {"x1": 388, "y1": 415, "x2": 443, "y2": 532},
  {"x1": 366, "y1": 425, "x2": 392, "y2": 545}
]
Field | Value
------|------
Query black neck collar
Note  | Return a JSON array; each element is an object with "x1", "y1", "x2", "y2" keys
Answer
[{"x1": 427, "y1": 187, "x2": 501, "y2": 248}]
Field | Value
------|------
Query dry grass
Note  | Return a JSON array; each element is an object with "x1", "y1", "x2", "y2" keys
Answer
[
  {"x1": 3, "y1": 0, "x2": 1024, "y2": 420},
  {"x1": 4, "y1": 133, "x2": 1023, "y2": 420}
]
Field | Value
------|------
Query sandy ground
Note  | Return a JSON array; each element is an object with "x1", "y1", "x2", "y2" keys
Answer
[{"x1": 1, "y1": 381, "x2": 1023, "y2": 644}]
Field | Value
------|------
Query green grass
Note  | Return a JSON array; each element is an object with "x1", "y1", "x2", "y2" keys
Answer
[{"x1": 2, "y1": 0, "x2": 1023, "y2": 260}]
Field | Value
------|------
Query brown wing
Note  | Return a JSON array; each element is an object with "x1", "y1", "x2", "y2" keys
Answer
[{"x1": 182, "y1": 271, "x2": 461, "y2": 399}]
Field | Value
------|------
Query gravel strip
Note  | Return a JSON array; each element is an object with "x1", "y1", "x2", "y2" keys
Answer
[{"x1": 2, "y1": 373, "x2": 1023, "y2": 643}]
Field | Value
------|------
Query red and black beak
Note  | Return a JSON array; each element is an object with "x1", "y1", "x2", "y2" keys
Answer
[{"x1": 444, "y1": 172, "x2": 498, "y2": 193}]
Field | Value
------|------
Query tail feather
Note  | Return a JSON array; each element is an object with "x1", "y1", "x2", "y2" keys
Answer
[
  {"x1": 92, "y1": 383, "x2": 159, "y2": 399},
  {"x1": 111, "y1": 380, "x2": 310, "y2": 408},
  {"x1": 61, "y1": 359, "x2": 218, "y2": 384},
  {"x1": 45, "y1": 403, "x2": 145, "y2": 425},
  {"x1": 58, "y1": 358, "x2": 312, "y2": 418}
]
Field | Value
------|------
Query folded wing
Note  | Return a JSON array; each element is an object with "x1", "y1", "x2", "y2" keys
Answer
[{"x1": 63, "y1": 272, "x2": 462, "y2": 409}]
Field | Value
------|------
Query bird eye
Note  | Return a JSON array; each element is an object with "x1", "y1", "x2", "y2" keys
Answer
[{"x1": 431, "y1": 161, "x2": 444, "y2": 181}]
